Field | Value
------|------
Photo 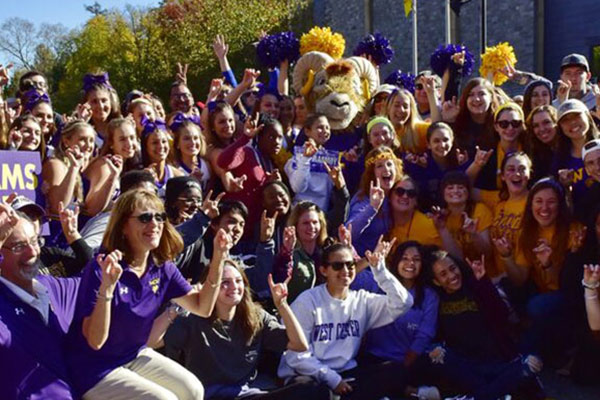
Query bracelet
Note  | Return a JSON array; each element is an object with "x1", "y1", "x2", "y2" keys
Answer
[
  {"x1": 582, "y1": 279, "x2": 600, "y2": 290},
  {"x1": 96, "y1": 292, "x2": 114, "y2": 302}
]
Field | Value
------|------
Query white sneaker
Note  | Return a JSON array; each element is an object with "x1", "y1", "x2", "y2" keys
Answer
[{"x1": 416, "y1": 386, "x2": 441, "y2": 400}]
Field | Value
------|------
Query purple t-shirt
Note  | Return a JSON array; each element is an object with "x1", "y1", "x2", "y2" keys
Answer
[
  {"x1": 66, "y1": 257, "x2": 192, "y2": 395},
  {"x1": 0, "y1": 270, "x2": 80, "y2": 400}
]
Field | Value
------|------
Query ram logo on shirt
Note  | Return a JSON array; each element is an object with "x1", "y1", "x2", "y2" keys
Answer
[
  {"x1": 149, "y1": 278, "x2": 160, "y2": 294},
  {"x1": 312, "y1": 320, "x2": 360, "y2": 342}
]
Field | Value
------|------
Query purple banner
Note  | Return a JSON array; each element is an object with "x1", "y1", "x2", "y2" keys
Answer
[{"x1": 0, "y1": 150, "x2": 43, "y2": 204}]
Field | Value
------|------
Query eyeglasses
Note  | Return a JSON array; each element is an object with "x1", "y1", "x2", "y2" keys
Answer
[
  {"x1": 2, "y1": 237, "x2": 45, "y2": 254},
  {"x1": 496, "y1": 120, "x2": 522, "y2": 129},
  {"x1": 130, "y1": 212, "x2": 167, "y2": 224},
  {"x1": 328, "y1": 261, "x2": 356, "y2": 271},
  {"x1": 177, "y1": 197, "x2": 202, "y2": 207},
  {"x1": 394, "y1": 187, "x2": 418, "y2": 198}
]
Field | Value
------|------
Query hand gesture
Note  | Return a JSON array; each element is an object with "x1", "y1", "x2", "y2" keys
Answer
[
  {"x1": 0, "y1": 202, "x2": 19, "y2": 247},
  {"x1": 461, "y1": 212, "x2": 479, "y2": 235},
  {"x1": 365, "y1": 234, "x2": 396, "y2": 267},
  {"x1": 556, "y1": 80, "x2": 571, "y2": 104},
  {"x1": 213, "y1": 228, "x2": 234, "y2": 257},
  {"x1": 583, "y1": 264, "x2": 600, "y2": 287},
  {"x1": 324, "y1": 162, "x2": 346, "y2": 190},
  {"x1": 303, "y1": 138, "x2": 318, "y2": 158},
  {"x1": 207, "y1": 78, "x2": 223, "y2": 101},
  {"x1": 500, "y1": 57, "x2": 517, "y2": 80},
  {"x1": 338, "y1": 223, "x2": 352, "y2": 246},
  {"x1": 533, "y1": 238, "x2": 552, "y2": 268},
  {"x1": 473, "y1": 146, "x2": 493, "y2": 167},
  {"x1": 190, "y1": 166, "x2": 204, "y2": 183},
  {"x1": 213, "y1": 34, "x2": 229, "y2": 60},
  {"x1": 429, "y1": 206, "x2": 449, "y2": 231},
  {"x1": 492, "y1": 236, "x2": 513, "y2": 258},
  {"x1": 8, "y1": 128, "x2": 23, "y2": 149},
  {"x1": 144, "y1": 163, "x2": 159, "y2": 182},
  {"x1": 422, "y1": 75, "x2": 437, "y2": 96},
  {"x1": 429, "y1": 345, "x2": 446, "y2": 364},
  {"x1": 405, "y1": 152, "x2": 427, "y2": 167},
  {"x1": 265, "y1": 169, "x2": 282, "y2": 183},
  {"x1": 343, "y1": 145, "x2": 361, "y2": 162},
  {"x1": 65, "y1": 146, "x2": 85, "y2": 171},
  {"x1": 0, "y1": 63, "x2": 13, "y2": 87},
  {"x1": 243, "y1": 113, "x2": 262, "y2": 138},
  {"x1": 441, "y1": 96, "x2": 460, "y2": 122},
  {"x1": 3, "y1": 101, "x2": 20, "y2": 126},
  {"x1": 592, "y1": 84, "x2": 600, "y2": 114},
  {"x1": 106, "y1": 155, "x2": 123, "y2": 177},
  {"x1": 524, "y1": 354, "x2": 543, "y2": 374},
  {"x1": 58, "y1": 201, "x2": 79, "y2": 239},
  {"x1": 456, "y1": 148, "x2": 469, "y2": 165},
  {"x1": 260, "y1": 210, "x2": 278, "y2": 242},
  {"x1": 241, "y1": 68, "x2": 261, "y2": 89},
  {"x1": 571, "y1": 225, "x2": 587, "y2": 252},
  {"x1": 369, "y1": 178, "x2": 385, "y2": 211},
  {"x1": 451, "y1": 51, "x2": 466, "y2": 67},
  {"x1": 74, "y1": 102, "x2": 92, "y2": 122},
  {"x1": 226, "y1": 174, "x2": 247, "y2": 193},
  {"x1": 558, "y1": 168, "x2": 575, "y2": 188},
  {"x1": 282, "y1": 226, "x2": 296, "y2": 253},
  {"x1": 333, "y1": 380, "x2": 353, "y2": 396},
  {"x1": 98, "y1": 250, "x2": 123, "y2": 292},
  {"x1": 268, "y1": 273, "x2": 291, "y2": 308},
  {"x1": 175, "y1": 62, "x2": 188, "y2": 85},
  {"x1": 466, "y1": 254, "x2": 486, "y2": 280},
  {"x1": 200, "y1": 190, "x2": 225, "y2": 219}
]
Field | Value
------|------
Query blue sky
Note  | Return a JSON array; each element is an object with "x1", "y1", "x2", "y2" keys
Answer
[{"x1": 1, "y1": 0, "x2": 160, "y2": 66}]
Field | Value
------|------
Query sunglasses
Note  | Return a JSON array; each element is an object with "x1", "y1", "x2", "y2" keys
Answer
[
  {"x1": 496, "y1": 120, "x2": 522, "y2": 129},
  {"x1": 394, "y1": 187, "x2": 418, "y2": 198},
  {"x1": 130, "y1": 212, "x2": 167, "y2": 224},
  {"x1": 329, "y1": 261, "x2": 356, "y2": 271}
]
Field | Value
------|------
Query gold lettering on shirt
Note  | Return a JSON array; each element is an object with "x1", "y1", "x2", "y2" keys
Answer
[
  {"x1": 149, "y1": 278, "x2": 160, "y2": 294},
  {"x1": 440, "y1": 298, "x2": 479, "y2": 315}
]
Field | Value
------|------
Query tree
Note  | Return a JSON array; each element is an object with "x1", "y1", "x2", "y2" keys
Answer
[{"x1": 0, "y1": 18, "x2": 37, "y2": 69}]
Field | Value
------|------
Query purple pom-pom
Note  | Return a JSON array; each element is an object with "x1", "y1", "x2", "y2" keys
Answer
[
  {"x1": 353, "y1": 32, "x2": 394, "y2": 66},
  {"x1": 429, "y1": 44, "x2": 474, "y2": 77},
  {"x1": 384, "y1": 70, "x2": 416, "y2": 94},
  {"x1": 256, "y1": 31, "x2": 300, "y2": 69}
]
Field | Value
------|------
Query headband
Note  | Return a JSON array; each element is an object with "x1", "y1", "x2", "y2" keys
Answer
[
  {"x1": 83, "y1": 72, "x2": 114, "y2": 92},
  {"x1": 367, "y1": 116, "x2": 395, "y2": 135},
  {"x1": 169, "y1": 112, "x2": 202, "y2": 132},
  {"x1": 365, "y1": 150, "x2": 397, "y2": 168},
  {"x1": 141, "y1": 115, "x2": 168, "y2": 139},
  {"x1": 494, "y1": 102, "x2": 524, "y2": 122},
  {"x1": 23, "y1": 90, "x2": 51, "y2": 112}
]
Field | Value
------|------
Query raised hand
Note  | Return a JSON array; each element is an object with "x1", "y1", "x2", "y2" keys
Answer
[
  {"x1": 473, "y1": 146, "x2": 493, "y2": 167},
  {"x1": 98, "y1": 250, "x2": 123, "y2": 292},
  {"x1": 0, "y1": 202, "x2": 19, "y2": 247},
  {"x1": 241, "y1": 68, "x2": 261, "y2": 89},
  {"x1": 268, "y1": 273, "x2": 291, "y2": 307},
  {"x1": 8, "y1": 128, "x2": 23, "y2": 149},
  {"x1": 571, "y1": 225, "x2": 587, "y2": 252},
  {"x1": 144, "y1": 163, "x2": 159, "y2": 182},
  {"x1": 190, "y1": 166, "x2": 204, "y2": 183},
  {"x1": 200, "y1": 190, "x2": 225, "y2": 219},
  {"x1": 533, "y1": 238, "x2": 552, "y2": 268},
  {"x1": 243, "y1": 112, "x2": 262, "y2": 138},
  {"x1": 365, "y1": 234, "x2": 396, "y2": 267},
  {"x1": 213, "y1": 228, "x2": 234, "y2": 257},
  {"x1": 441, "y1": 96, "x2": 460, "y2": 122},
  {"x1": 106, "y1": 155, "x2": 123, "y2": 177},
  {"x1": 466, "y1": 254, "x2": 486, "y2": 280},
  {"x1": 282, "y1": 226, "x2": 296, "y2": 253},
  {"x1": 456, "y1": 148, "x2": 469, "y2": 165},
  {"x1": 260, "y1": 210, "x2": 278, "y2": 242},
  {"x1": 338, "y1": 223, "x2": 352, "y2": 246},
  {"x1": 75, "y1": 102, "x2": 92, "y2": 122},
  {"x1": 213, "y1": 34, "x2": 229, "y2": 60},
  {"x1": 343, "y1": 145, "x2": 361, "y2": 162},
  {"x1": 226, "y1": 174, "x2": 247, "y2": 193},
  {"x1": 369, "y1": 178, "x2": 385, "y2": 211},
  {"x1": 556, "y1": 80, "x2": 571, "y2": 104},
  {"x1": 558, "y1": 168, "x2": 575, "y2": 188},
  {"x1": 492, "y1": 236, "x2": 513, "y2": 258},
  {"x1": 0, "y1": 63, "x2": 13, "y2": 87},
  {"x1": 429, "y1": 206, "x2": 449, "y2": 231},
  {"x1": 175, "y1": 62, "x2": 189, "y2": 85},
  {"x1": 58, "y1": 201, "x2": 80, "y2": 240},
  {"x1": 422, "y1": 75, "x2": 437, "y2": 96},
  {"x1": 302, "y1": 138, "x2": 318, "y2": 157},
  {"x1": 324, "y1": 162, "x2": 346, "y2": 190},
  {"x1": 207, "y1": 78, "x2": 223, "y2": 101},
  {"x1": 451, "y1": 51, "x2": 466, "y2": 67},
  {"x1": 65, "y1": 146, "x2": 85, "y2": 171},
  {"x1": 583, "y1": 264, "x2": 600, "y2": 287},
  {"x1": 524, "y1": 354, "x2": 543, "y2": 374},
  {"x1": 461, "y1": 212, "x2": 479, "y2": 235}
]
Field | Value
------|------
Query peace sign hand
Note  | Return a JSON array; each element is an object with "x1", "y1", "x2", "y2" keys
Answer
[
  {"x1": 176, "y1": 62, "x2": 189, "y2": 85},
  {"x1": 200, "y1": 190, "x2": 225, "y2": 219},
  {"x1": 369, "y1": 178, "x2": 385, "y2": 211},
  {"x1": 268, "y1": 273, "x2": 291, "y2": 308}
]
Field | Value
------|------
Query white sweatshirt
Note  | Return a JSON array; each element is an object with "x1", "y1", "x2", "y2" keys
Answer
[{"x1": 277, "y1": 260, "x2": 413, "y2": 389}]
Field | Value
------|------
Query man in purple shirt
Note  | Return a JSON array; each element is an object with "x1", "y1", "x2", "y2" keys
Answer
[{"x1": 0, "y1": 204, "x2": 79, "y2": 400}]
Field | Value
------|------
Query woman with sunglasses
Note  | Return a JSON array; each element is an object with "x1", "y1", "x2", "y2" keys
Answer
[
  {"x1": 278, "y1": 240, "x2": 413, "y2": 399},
  {"x1": 388, "y1": 176, "x2": 441, "y2": 249},
  {"x1": 66, "y1": 189, "x2": 233, "y2": 399}
]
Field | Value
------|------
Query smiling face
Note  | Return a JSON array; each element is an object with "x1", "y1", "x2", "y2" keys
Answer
[
  {"x1": 214, "y1": 211, "x2": 245, "y2": 245},
  {"x1": 294, "y1": 97, "x2": 308, "y2": 126},
  {"x1": 531, "y1": 110, "x2": 557, "y2": 144},
  {"x1": 263, "y1": 183, "x2": 291, "y2": 216},
  {"x1": 501, "y1": 155, "x2": 531, "y2": 195},
  {"x1": 530, "y1": 85, "x2": 552, "y2": 109},
  {"x1": 123, "y1": 202, "x2": 165, "y2": 256},
  {"x1": 369, "y1": 123, "x2": 394, "y2": 148},
  {"x1": 32, "y1": 102, "x2": 54, "y2": 137},
  {"x1": 173, "y1": 187, "x2": 202, "y2": 222},
  {"x1": 561, "y1": 66, "x2": 590, "y2": 92},
  {"x1": 146, "y1": 130, "x2": 170, "y2": 163},
  {"x1": 170, "y1": 84, "x2": 194, "y2": 113},
  {"x1": 19, "y1": 119, "x2": 42, "y2": 151},
  {"x1": 495, "y1": 109, "x2": 523, "y2": 144},
  {"x1": 373, "y1": 158, "x2": 397, "y2": 191},
  {"x1": 388, "y1": 93, "x2": 411, "y2": 126},
  {"x1": 391, "y1": 179, "x2": 418, "y2": 213},
  {"x1": 133, "y1": 103, "x2": 156, "y2": 132},
  {"x1": 320, "y1": 248, "x2": 356, "y2": 289},
  {"x1": 443, "y1": 183, "x2": 469, "y2": 206},
  {"x1": 89, "y1": 88, "x2": 112, "y2": 123},
  {"x1": 531, "y1": 188, "x2": 559, "y2": 228},
  {"x1": 373, "y1": 92, "x2": 389, "y2": 115},
  {"x1": 305, "y1": 116, "x2": 331, "y2": 146},
  {"x1": 467, "y1": 85, "x2": 492, "y2": 116},
  {"x1": 559, "y1": 112, "x2": 589, "y2": 141},
  {"x1": 218, "y1": 264, "x2": 245, "y2": 307},
  {"x1": 177, "y1": 125, "x2": 202, "y2": 158},
  {"x1": 584, "y1": 149, "x2": 600, "y2": 182},
  {"x1": 257, "y1": 124, "x2": 284, "y2": 157},
  {"x1": 64, "y1": 126, "x2": 96, "y2": 161},
  {"x1": 433, "y1": 256, "x2": 462, "y2": 294},
  {"x1": 296, "y1": 210, "x2": 321, "y2": 244},
  {"x1": 112, "y1": 123, "x2": 137, "y2": 159},
  {"x1": 428, "y1": 127, "x2": 453, "y2": 158},
  {"x1": 213, "y1": 109, "x2": 236, "y2": 142},
  {"x1": 0, "y1": 218, "x2": 41, "y2": 288},
  {"x1": 260, "y1": 94, "x2": 281, "y2": 120},
  {"x1": 397, "y1": 246, "x2": 422, "y2": 282}
]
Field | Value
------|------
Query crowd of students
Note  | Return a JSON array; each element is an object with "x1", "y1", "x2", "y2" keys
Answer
[{"x1": 1, "y1": 32, "x2": 600, "y2": 400}]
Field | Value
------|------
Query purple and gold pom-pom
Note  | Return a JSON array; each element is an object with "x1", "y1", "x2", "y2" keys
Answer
[
  {"x1": 353, "y1": 32, "x2": 394, "y2": 66},
  {"x1": 384, "y1": 70, "x2": 416, "y2": 94},
  {"x1": 256, "y1": 31, "x2": 300, "y2": 69},
  {"x1": 429, "y1": 44, "x2": 475, "y2": 77}
]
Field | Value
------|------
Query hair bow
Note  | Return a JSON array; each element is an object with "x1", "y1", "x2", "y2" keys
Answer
[
  {"x1": 82, "y1": 72, "x2": 114, "y2": 92},
  {"x1": 256, "y1": 83, "x2": 282, "y2": 101},
  {"x1": 141, "y1": 115, "x2": 168, "y2": 138},
  {"x1": 169, "y1": 112, "x2": 202, "y2": 132},
  {"x1": 23, "y1": 90, "x2": 51, "y2": 111}
]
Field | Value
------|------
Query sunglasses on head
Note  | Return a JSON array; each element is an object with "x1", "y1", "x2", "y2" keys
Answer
[
  {"x1": 131, "y1": 212, "x2": 167, "y2": 224},
  {"x1": 329, "y1": 261, "x2": 356, "y2": 271},
  {"x1": 394, "y1": 187, "x2": 418, "y2": 198},
  {"x1": 496, "y1": 120, "x2": 522, "y2": 129}
]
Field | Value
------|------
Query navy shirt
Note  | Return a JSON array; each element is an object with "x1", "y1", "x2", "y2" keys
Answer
[
  {"x1": 66, "y1": 257, "x2": 192, "y2": 395},
  {"x1": 0, "y1": 268, "x2": 80, "y2": 400}
]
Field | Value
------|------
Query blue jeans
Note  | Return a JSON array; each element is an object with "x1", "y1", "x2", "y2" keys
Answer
[{"x1": 521, "y1": 291, "x2": 569, "y2": 356}]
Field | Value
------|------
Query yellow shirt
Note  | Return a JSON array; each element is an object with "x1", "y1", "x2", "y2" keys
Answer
[
  {"x1": 495, "y1": 143, "x2": 522, "y2": 188},
  {"x1": 445, "y1": 202, "x2": 493, "y2": 260},
  {"x1": 480, "y1": 190, "x2": 527, "y2": 279},
  {"x1": 389, "y1": 210, "x2": 442, "y2": 248},
  {"x1": 397, "y1": 121, "x2": 430, "y2": 154}
]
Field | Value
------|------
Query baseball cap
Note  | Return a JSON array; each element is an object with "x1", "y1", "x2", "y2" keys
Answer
[
  {"x1": 373, "y1": 84, "x2": 397, "y2": 97},
  {"x1": 557, "y1": 99, "x2": 587, "y2": 121},
  {"x1": 582, "y1": 139, "x2": 600, "y2": 160},
  {"x1": 10, "y1": 195, "x2": 46, "y2": 220},
  {"x1": 560, "y1": 53, "x2": 589, "y2": 72}
]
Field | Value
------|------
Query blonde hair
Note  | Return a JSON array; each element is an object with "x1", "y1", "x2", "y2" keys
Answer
[
  {"x1": 102, "y1": 189, "x2": 184, "y2": 265},
  {"x1": 99, "y1": 117, "x2": 137, "y2": 157},
  {"x1": 385, "y1": 89, "x2": 423, "y2": 152},
  {"x1": 286, "y1": 202, "x2": 328, "y2": 247}
]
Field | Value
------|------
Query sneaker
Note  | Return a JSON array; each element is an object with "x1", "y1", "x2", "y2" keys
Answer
[{"x1": 416, "y1": 386, "x2": 441, "y2": 400}]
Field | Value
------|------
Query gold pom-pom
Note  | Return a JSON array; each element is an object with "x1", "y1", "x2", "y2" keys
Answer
[
  {"x1": 479, "y1": 42, "x2": 517, "y2": 86},
  {"x1": 300, "y1": 26, "x2": 345, "y2": 59}
]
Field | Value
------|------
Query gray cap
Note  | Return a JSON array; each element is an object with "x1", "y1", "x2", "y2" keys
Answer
[
  {"x1": 10, "y1": 195, "x2": 46, "y2": 219},
  {"x1": 373, "y1": 84, "x2": 397, "y2": 97},
  {"x1": 561, "y1": 53, "x2": 589, "y2": 72},
  {"x1": 582, "y1": 139, "x2": 600, "y2": 160},
  {"x1": 557, "y1": 99, "x2": 587, "y2": 121}
]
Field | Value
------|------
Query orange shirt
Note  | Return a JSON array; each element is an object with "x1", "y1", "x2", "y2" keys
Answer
[
  {"x1": 445, "y1": 202, "x2": 493, "y2": 260},
  {"x1": 389, "y1": 210, "x2": 442, "y2": 248}
]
